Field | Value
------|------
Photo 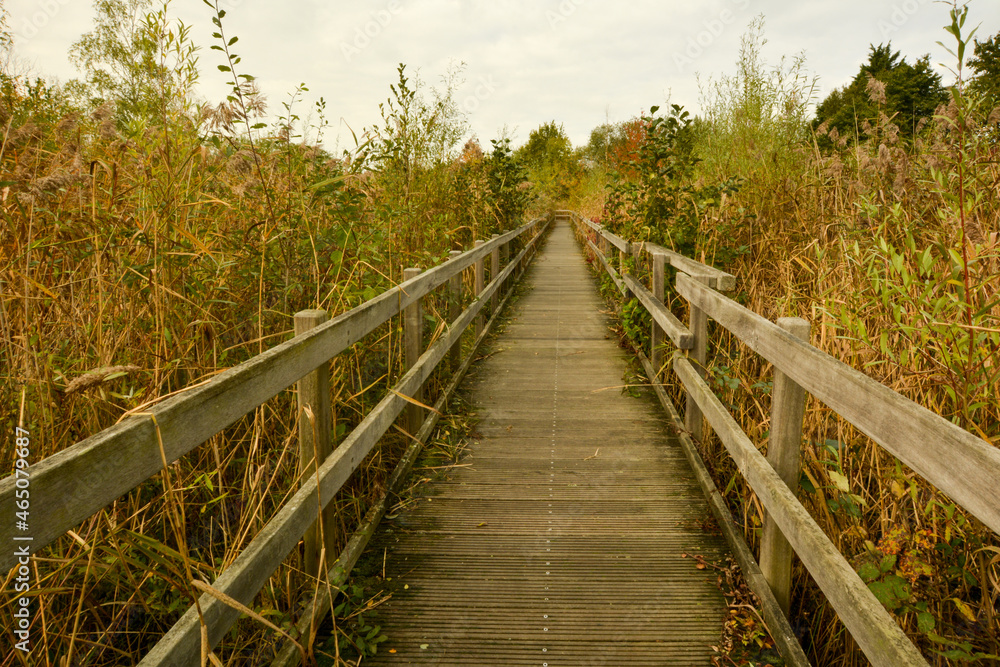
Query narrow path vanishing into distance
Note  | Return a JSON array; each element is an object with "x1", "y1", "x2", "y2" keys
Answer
[{"x1": 362, "y1": 219, "x2": 730, "y2": 665}]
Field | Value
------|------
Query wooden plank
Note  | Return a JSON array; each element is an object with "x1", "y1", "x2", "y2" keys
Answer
[
  {"x1": 759, "y1": 317, "x2": 810, "y2": 617},
  {"x1": 0, "y1": 218, "x2": 545, "y2": 572},
  {"x1": 676, "y1": 273, "x2": 1000, "y2": 537},
  {"x1": 622, "y1": 272, "x2": 693, "y2": 350},
  {"x1": 360, "y1": 219, "x2": 728, "y2": 664},
  {"x1": 491, "y1": 234, "x2": 500, "y2": 314},
  {"x1": 647, "y1": 242, "x2": 735, "y2": 292},
  {"x1": 403, "y1": 267, "x2": 423, "y2": 434},
  {"x1": 141, "y1": 222, "x2": 552, "y2": 666},
  {"x1": 635, "y1": 351, "x2": 811, "y2": 667},
  {"x1": 673, "y1": 356, "x2": 928, "y2": 667},
  {"x1": 651, "y1": 253, "x2": 667, "y2": 376},
  {"x1": 294, "y1": 310, "x2": 334, "y2": 580},
  {"x1": 500, "y1": 240, "x2": 509, "y2": 298},
  {"x1": 271, "y1": 264, "x2": 523, "y2": 667},
  {"x1": 448, "y1": 250, "x2": 462, "y2": 374},
  {"x1": 684, "y1": 276, "x2": 709, "y2": 445},
  {"x1": 475, "y1": 240, "x2": 485, "y2": 339}
]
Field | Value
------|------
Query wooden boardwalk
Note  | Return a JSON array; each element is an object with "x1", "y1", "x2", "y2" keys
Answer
[{"x1": 364, "y1": 220, "x2": 728, "y2": 665}]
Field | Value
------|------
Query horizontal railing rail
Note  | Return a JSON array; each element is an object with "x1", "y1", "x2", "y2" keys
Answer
[
  {"x1": 2, "y1": 214, "x2": 552, "y2": 663},
  {"x1": 0, "y1": 218, "x2": 544, "y2": 571},
  {"x1": 567, "y1": 209, "x2": 1000, "y2": 666},
  {"x1": 676, "y1": 274, "x2": 1000, "y2": 535}
]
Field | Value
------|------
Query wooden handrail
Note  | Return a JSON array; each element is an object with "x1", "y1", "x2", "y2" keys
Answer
[
  {"x1": 586, "y1": 239, "x2": 627, "y2": 295},
  {"x1": 674, "y1": 357, "x2": 926, "y2": 666},
  {"x1": 0, "y1": 217, "x2": 546, "y2": 573},
  {"x1": 676, "y1": 273, "x2": 1000, "y2": 536},
  {"x1": 567, "y1": 209, "x2": 999, "y2": 666},
  {"x1": 140, "y1": 219, "x2": 551, "y2": 665},
  {"x1": 564, "y1": 210, "x2": 733, "y2": 286},
  {"x1": 621, "y1": 272, "x2": 693, "y2": 349},
  {"x1": 602, "y1": 229, "x2": 630, "y2": 253},
  {"x1": 646, "y1": 242, "x2": 735, "y2": 291}
]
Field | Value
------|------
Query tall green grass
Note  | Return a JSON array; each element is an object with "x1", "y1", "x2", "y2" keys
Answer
[
  {"x1": 0, "y1": 3, "x2": 533, "y2": 663},
  {"x1": 593, "y1": 7, "x2": 999, "y2": 664}
]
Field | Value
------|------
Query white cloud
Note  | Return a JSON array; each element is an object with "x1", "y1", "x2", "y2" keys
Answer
[{"x1": 4, "y1": 0, "x2": 999, "y2": 150}]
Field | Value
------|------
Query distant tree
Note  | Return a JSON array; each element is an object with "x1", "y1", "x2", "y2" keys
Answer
[
  {"x1": 815, "y1": 43, "x2": 947, "y2": 141},
  {"x1": 486, "y1": 138, "x2": 532, "y2": 227},
  {"x1": 516, "y1": 121, "x2": 573, "y2": 173},
  {"x1": 516, "y1": 121, "x2": 578, "y2": 204},
  {"x1": 585, "y1": 118, "x2": 647, "y2": 177},
  {"x1": 967, "y1": 31, "x2": 1000, "y2": 107},
  {"x1": 68, "y1": 0, "x2": 199, "y2": 126}
]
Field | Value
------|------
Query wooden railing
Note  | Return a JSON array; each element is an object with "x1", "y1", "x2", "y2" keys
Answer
[
  {"x1": 568, "y1": 210, "x2": 1000, "y2": 667},
  {"x1": 1, "y1": 215, "x2": 551, "y2": 664}
]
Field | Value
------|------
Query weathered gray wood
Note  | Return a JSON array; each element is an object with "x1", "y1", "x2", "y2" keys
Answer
[
  {"x1": 684, "y1": 276, "x2": 710, "y2": 444},
  {"x1": 403, "y1": 268, "x2": 423, "y2": 434},
  {"x1": 448, "y1": 250, "x2": 462, "y2": 374},
  {"x1": 499, "y1": 237, "x2": 509, "y2": 305},
  {"x1": 363, "y1": 219, "x2": 728, "y2": 664},
  {"x1": 651, "y1": 253, "x2": 666, "y2": 377},
  {"x1": 635, "y1": 351, "x2": 811, "y2": 667},
  {"x1": 674, "y1": 356, "x2": 928, "y2": 666},
  {"x1": 647, "y1": 242, "x2": 735, "y2": 292},
  {"x1": 491, "y1": 234, "x2": 500, "y2": 313},
  {"x1": 676, "y1": 272, "x2": 1000, "y2": 537},
  {"x1": 600, "y1": 228, "x2": 629, "y2": 253},
  {"x1": 141, "y1": 222, "x2": 552, "y2": 666},
  {"x1": 622, "y1": 272, "x2": 693, "y2": 350},
  {"x1": 271, "y1": 268, "x2": 522, "y2": 667},
  {"x1": 759, "y1": 317, "x2": 810, "y2": 617},
  {"x1": 566, "y1": 210, "x2": 601, "y2": 236},
  {"x1": 294, "y1": 310, "x2": 335, "y2": 580},
  {"x1": 0, "y1": 218, "x2": 545, "y2": 572},
  {"x1": 586, "y1": 240, "x2": 627, "y2": 296},
  {"x1": 474, "y1": 240, "x2": 485, "y2": 339}
]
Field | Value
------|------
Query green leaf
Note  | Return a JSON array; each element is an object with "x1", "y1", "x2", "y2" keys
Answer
[
  {"x1": 869, "y1": 578, "x2": 907, "y2": 611},
  {"x1": 217, "y1": 65, "x2": 231, "y2": 72},
  {"x1": 857, "y1": 561, "x2": 880, "y2": 583},
  {"x1": 828, "y1": 470, "x2": 850, "y2": 493},
  {"x1": 917, "y1": 611, "x2": 936, "y2": 633},
  {"x1": 879, "y1": 553, "x2": 897, "y2": 574},
  {"x1": 952, "y1": 597, "x2": 978, "y2": 623}
]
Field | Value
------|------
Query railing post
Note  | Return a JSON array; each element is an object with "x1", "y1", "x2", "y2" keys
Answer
[
  {"x1": 474, "y1": 240, "x2": 485, "y2": 338},
  {"x1": 684, "y1": 275, "x2": 710, "y2": 444},
  {"x1": 620, "y1": 242, "x2": 629, "y2": 276},
  {"x1": 294, "y1": 309, "x2": 334, "y2": 579},
  {"x1": 448, "y1": 251, "x2": 462, "y2": 374},
  {"x1": 403, "y1": 267, "x2": 423, "y2": 434},
  {"x1": 491, "y1": 234, "x2": 500, "y2": 314},
  {"x1": 651, "y1": 252, "x2": 666, "y2": 377},
  {"x1": 500, "y1": 238, "x2": 509, "y2": 297},
  {"x1": 760, "y1": 317, "x2": 811, "y2": 617}
]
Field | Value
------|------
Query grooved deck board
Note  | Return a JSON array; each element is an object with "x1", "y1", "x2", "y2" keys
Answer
[{"x1": 363, "y1": 220, "x2": 728, "y2": 665}]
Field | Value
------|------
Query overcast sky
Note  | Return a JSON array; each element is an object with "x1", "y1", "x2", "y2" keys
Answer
[{"x1": 5, "y1": 0, "x2": 1000, "y2": 152}]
